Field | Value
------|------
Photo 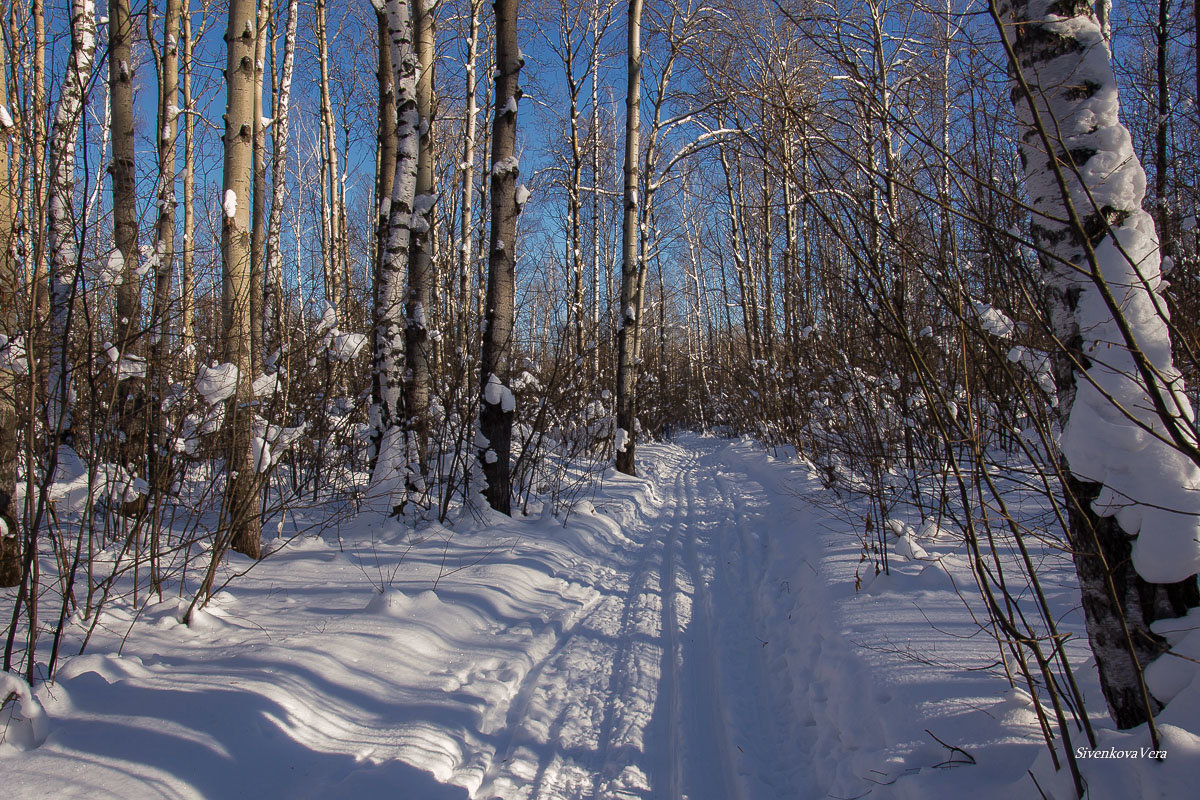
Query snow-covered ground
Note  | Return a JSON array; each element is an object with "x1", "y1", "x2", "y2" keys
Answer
[{"x1": 3, "y1": 435, "x2": 1197, "y2": 798}]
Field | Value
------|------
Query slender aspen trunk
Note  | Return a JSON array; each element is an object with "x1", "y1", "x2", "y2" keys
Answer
[
  {"x1": 28, "y1": 0, "x2": 47, "y2": 318},
  {"x1": 338, "y1": 122, "x2": 351, "y2": 315},
  {"x1": 683, "y1": 207, "x2": 711, "y2": 426},
  {"x1": 760, "y1": 159, "x2": 775, "y2": 357},
  {"x1": 475, "y1": 47, "x2": 493, "y2": 344},
  {"x1": 589, "y1": 2, "x2": 603, "y2": 381},
  {"x1": 405, "y1": 0, "x2": 436, "y2": 481},
  {"x1": 371, "y1": 6, "x2": 395, "y2": 466},
  {"x1": 249, "y1": 0, "x2": 272, "y2": 375},
  {"x1": 181, "y1": 3, "x2": 197, "y2": 375},
  {"x1": 630, "y1": 44, "x2": 677, "y2": 380},
  {"x1": 110, "y1": 0, "x2": 138, "y2": 343},
  {"x1": 221, "y1": 0, "x2": 261, "y2": 559},
  {"x1": 613, "y1": 0, "x2": 643, "y2": 476},
  {"x1": 265, "y1": 0, "x2": 298, "y2": 355},
  {"x1": 734, "y1": 158, "x2": 761, "y2": 358},
  {"x1": 718, "y1": 144, "x2": 756, "y2": 362},
  {"x1": 562, "y1": 11, "x2": 585, "y2": 361},
  {"x1": 46, "y1": 0, "x2": 97, "y2": 448},
  {"x1": 316, "y1": 0, "x2": 341, "y2": 313},
  {"x1": 1154, "y1": 0, "x2": 1170, "y2": 254},
  {"x1": 457, "y1": 0, "x2": 481, "y2": 366},
  {"x1": 109, "y1": 0, "x2": 146, "y2": 474},
  {"x1": 149, "y1": 0, "x2": 183, "y2": 498},
  {"x1": 781, "y1": 150, "x2": 796, "y2": 352},
  {"x1": 478, "y1": 0, "x2": 522, "y2": 512}
]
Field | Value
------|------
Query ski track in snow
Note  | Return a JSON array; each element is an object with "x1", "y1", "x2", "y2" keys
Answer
[
  {"x1": 473, "y1": 444, "x2": 795, "y2": 800},
  {"x1": 11, "y1": 434, "x2": 1127, "y2": 799},
  {"x1": 1, "y1": 438, "x2": 846, "y2": 799}
]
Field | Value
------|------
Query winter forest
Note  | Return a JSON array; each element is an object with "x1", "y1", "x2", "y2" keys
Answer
[{"x1": 3, "y1": 0, "x2": 1200, "y2": 796}]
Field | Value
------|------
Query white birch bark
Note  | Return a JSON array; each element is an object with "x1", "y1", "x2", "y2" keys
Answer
[
  {"x1": 457, "y1": 0, "x2": 482, "y2": 364},
  {"x1": 45, "y1": 0, "x2": 97, "y2": 444},
  {"x1": 996, "y1": 0, "x2": 1200, "y2": 729},
  {"x1": 265, "y1": 0, "x2": 298, "y2": 353},
  {"x1": 614, "y1": 0, "x2": 644, "y2": 476},
  {"x1": 404, "y1": 0, "x2": 436, "y2": 486},
  {"x1": 370, "y1": 0, "x2": 420, "y2": 514}
]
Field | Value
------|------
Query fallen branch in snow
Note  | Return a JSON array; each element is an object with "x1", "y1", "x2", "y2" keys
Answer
[{"x1": 925, "y1": 728, "x2": 977, "y2": 767}]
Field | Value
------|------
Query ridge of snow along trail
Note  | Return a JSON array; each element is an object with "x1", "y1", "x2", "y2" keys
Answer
[{"x1": 5, "y1": 435, "x2": 1199, "y2": 798}]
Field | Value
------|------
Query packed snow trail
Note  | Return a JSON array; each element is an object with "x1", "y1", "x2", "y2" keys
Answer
[
  {"x1": 15, "y1": 435, "x2": 1161, "y2": 799},
  {"x1": 474, "y1": 441, "x2": 801, "y2": 799},
  {"x1": 7, "y1": 436, "x2": 832, "y2": 799}
]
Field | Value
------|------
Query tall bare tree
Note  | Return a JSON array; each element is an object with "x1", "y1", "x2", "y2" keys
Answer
[
  {"x1": 996, "y1": 0, "x2": 1200, "y2": 730},
  {"x1": 456, "y1": 0, "x2": 484, "y2": 362},
  {"x1": 148, "y1": 0, "x2": 183, "y2": 501},
  {"x1": 181, "y1": 2, "x2": 198, "y2": 375},
  {"x1": 249, "y1": 0, "x2": 273, "y2": 373},
  {"x1": 265, "y1": 0, "x2": 298, "y2": 355},
  {"x1": 614, "y1": 0, "x2": 643, "y2": 476},
  {"x1": 405, "y1": 0, "x2": 437, "y2": 482},
  {"x1": 478, "y1": 0, "x2": 522, "y2": 512},
  {"x1": 109, "y1": 0, "x2": 145, "y2": 475},
  {"x1": 316, "y1": 0, "x2": 343, "y2": 313},
  {"x1": 221, "y1": 0, "x2": 262, "y2": 559},
  {"x1": 45, "y1": 0, "x2": 97, "y2": 448},
  {"x1": 371, "y1": 0, "x2": 420, "y2": 514}
]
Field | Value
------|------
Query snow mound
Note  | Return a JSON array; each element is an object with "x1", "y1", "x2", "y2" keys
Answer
[{"x1": 0, "y1": 673, "x2": 48, "y2": 752}]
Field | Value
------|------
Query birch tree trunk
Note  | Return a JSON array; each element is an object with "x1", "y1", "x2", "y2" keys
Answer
[
  {"x1": 249, "y1": 0, "x2": 272, "y2": 375},
  {"x1": 589, "y1": 1, "x2": 605, "y2": 381},
  {"x1": 405, "y1": 0, "x2": 436, "y2": 483},
  {"x1": 457, "y1": 0, "x2": 482, "y2": 366},
  {"x1": 149, "y1": 0, "x2": 183, "y2": 497},
  {"x1": 316, "y1": 0, "x2": 342, "y2": 314},
  {"x1": 478, "y1": 0, "x2": 522, "y2": 512},
  {"x1": 370, "y1": 0, "x2": 420, "y2": 515},
  {"x1": 555, "y1": 3, "x2": 585, "y2": 361},
  {"x1": 613, "y1": 0, "x2": 643, "y2": 476},
  {"x1": 375, "y1": 4, "x2": 397, "y2": 318},
  {"x1": 109, "y1": 0, "x2": 146, "y2": 476},
  {"x1": 717, "y1": 143, "x2": 757, "y2": 363},
  {"x1": 181, "y1": 3, "x2": 197, "y2": 375},
  {"x1": 28, "y1": 0, "x2": 48, "y2": 319},
  {"x1": 265, "y1": 0, "x2": 298, "y2": 356},
  {"x1": 996, "y1": 0, "x2": 1200, "y2": 730},
  {"x1": 46, "y1": 0, "x2": 97, "y2": 448},
  {"x1": 221, "y1": 0, "x2": 262, "y2": 559}
]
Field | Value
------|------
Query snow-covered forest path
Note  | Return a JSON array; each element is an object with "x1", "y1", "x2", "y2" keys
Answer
[
  {"x1": 9, "y1": 435, "x2": 1032, "y2": 800},
  {"x1": 475, "y1": 439, "x2": 804, "y2": 800}
]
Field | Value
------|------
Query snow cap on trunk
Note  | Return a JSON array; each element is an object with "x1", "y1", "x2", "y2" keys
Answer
[
  {"x1": 1010, "y1": 0, "x2": 1200, "y2": 582},
  {"x1": 483, "y1": 374, "x2": 516, "y2": 412}
]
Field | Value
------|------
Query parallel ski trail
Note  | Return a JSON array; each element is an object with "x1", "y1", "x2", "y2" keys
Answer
[{"x1": 472, "y1": 438, "x2": 804, "y2": 799}]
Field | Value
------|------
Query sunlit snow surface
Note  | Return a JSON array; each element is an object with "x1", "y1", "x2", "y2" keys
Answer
[{"x1": 4, "y1": 437, "x2": 1198, "y2": 799}]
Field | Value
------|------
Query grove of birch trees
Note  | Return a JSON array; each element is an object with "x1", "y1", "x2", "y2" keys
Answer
[{"x1": 3, "y1": 0, "x2": 1200, "y2": 792}]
